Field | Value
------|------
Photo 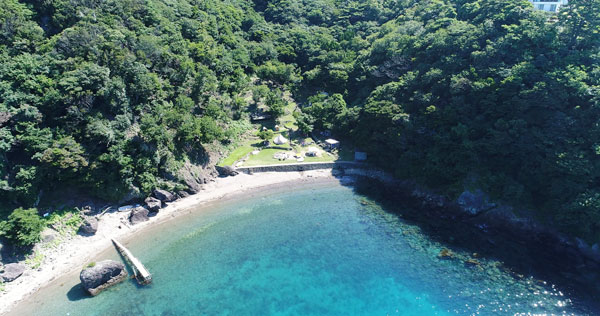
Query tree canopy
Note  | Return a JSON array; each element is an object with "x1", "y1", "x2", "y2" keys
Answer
[{"x1": 0, "y1": 0, "x2": 599, "y2": 244}]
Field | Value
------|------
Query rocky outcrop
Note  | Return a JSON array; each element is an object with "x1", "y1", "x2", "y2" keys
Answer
[
  {"x1": 216, "y1": 165, "x2": 238, "y2": 177},
  {"x1": 183, "y1": 176, "x2": 202, "y2": 193},
  {"x1": 409, "y1": 186, "x2": 449, "y2": 211},
  {"x1": 457, "y1": 190, "x2": 496, "y2": 216},
  {"x1": 41, "y1": 230, "x2": 57, "y2": 243},
  {"x1": 438, "y1": 248, "x2": 454, "y2": 260},
  {"x1": 80, "y1": 260, "x2": 128, "y2": 296},
  {"x1": 177, "y1": 160, "x2": 218, "y2": 193},
  {"x1": 575, "y1": 238, "x2": 600, "y2": 263},
  {"x1": 1, "y1": 263, "x2": 26, "y2": 282},
  {"x1": 178, "y1": 191, "x2": 190, "y2": 198},
  {"x1": 118, "y1": 185, "x2": 145, "y2": 204},
  {"x1": 129, "y1": 206, "x2": 149, "y2": 225},
  {"x1": 79, "y1": 217, "x2": 98, "y2": 235},
  {"x1": 350, "y1": 173, "x2": 600, "y2": 301},
  {"x1": 144, "y1": 197, "x2": 162, "y2": 212},
  {"x1": 153, "y1": 189, "x2": 176, "y2": 202}
]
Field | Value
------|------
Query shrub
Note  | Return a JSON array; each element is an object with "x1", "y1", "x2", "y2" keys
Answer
[
  {"x1": 0, "y1": 208, "x2": 45, "y2": 246},
  {"x1": 45, "y1": 208, "x2": 83, "y2": 236}
]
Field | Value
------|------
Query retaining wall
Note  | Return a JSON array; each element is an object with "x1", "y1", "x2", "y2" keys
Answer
[{"x1": 236, "y1": 161, "x2": 362, "y2": 173}]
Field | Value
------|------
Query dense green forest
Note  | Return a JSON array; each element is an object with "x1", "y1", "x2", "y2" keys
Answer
[{"x1": 0, "y1": 0, "x2": 599, "y2": 246}]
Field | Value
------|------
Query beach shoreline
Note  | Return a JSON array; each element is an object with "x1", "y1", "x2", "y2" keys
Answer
[{"x1": 0, "y1": 169, "x2": 339, "y2": 315}]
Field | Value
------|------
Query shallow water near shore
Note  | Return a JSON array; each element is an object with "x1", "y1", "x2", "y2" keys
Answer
[{"x1": 9, "y1": 183, "x2": 594, "y2": 315}]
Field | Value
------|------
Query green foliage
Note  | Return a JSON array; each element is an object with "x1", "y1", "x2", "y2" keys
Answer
[
  {"x1": 265, "y1": 89, "x2": 287, "y2": 118},
  {"x1": 256, "y1": 61, "x2": 300, "y2": 85},
  {"x1": 302, "y1": 93, "x2": 349, "y2": 132},
  {"x1": 45, "y1": 208, "x2": 83, "y2": 236},
  {"x1": 0, "y1": 208, "x2": 45, "y2": 246},
  {"x1": 257, "y1": 0, "x2": 600, "y2": 243},
  {"x1": 252, "y1": 85, "x2": 270, "y2": 103},
  {"x1": 294, "y1": 111, "x2": 314, "y2": 135},
  {"x1": 39, "y1": 136, "x2": 88, "y2": 175},
  {"x1": 0, "y1": 0, "x2": 44, "y2": 54},
  {"x1": 0, "y1": 0, "x2": 598, "y2": 245},
  {"x1": 12, "y1": 166, "x2": 41, "y2": 205},
  {"x1": 0, "y1": 0, "x2": 264, "y2": 206},
  {"x1": 257, "y1": 129, "x2": 274, "y2": 142}
]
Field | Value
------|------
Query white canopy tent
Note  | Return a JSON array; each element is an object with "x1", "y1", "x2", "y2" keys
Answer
[
  {"x1": 306, "y1": 147, "x2": 320, "y2": 156},
  {"x1": 273, "y1": 134, "x2": 288, "y2": 145}
]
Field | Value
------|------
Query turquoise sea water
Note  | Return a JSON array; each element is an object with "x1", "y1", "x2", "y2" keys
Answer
[{"x1": 10, "y1": 183, "x2": 591, "y2": 315}]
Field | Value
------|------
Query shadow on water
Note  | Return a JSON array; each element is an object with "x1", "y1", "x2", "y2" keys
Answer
[
  {"x1": 333, "y1": 173, "x2": 600, "y2": 314},
  {"x1": 66, "y1": 283, "x2": 91, "y2": 302}
]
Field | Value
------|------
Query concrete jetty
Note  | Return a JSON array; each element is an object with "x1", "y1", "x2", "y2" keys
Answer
[{"x1": 111, "y1": 238, "x2": 152, "y2": 285}]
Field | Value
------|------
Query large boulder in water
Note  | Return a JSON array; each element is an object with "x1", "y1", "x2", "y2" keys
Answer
[
  {"x1": 129, "y1": 207, "x2": 149, "y2": 225},
  {"x1": 153, "y1": 189, "x2": 176, "y2": 202},
  {"x1": 144, "y1": 196, "x2": 162, "y2": 212},
  {"x1": 79, "y1": 217, "x2": 98, "y2": 235},
  {"x1": 1, "y1": 263, "x2": 26, "y2": 282},
  {"x1": 80, "y1": 260, "x2": 128, "y2": 296}
]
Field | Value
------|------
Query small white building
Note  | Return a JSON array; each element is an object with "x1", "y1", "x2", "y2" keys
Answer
[
  {"x1": 529, "y1": 0, "x2": 567, "y2": 12},
  {"x1": 324, "y1": 139, "x2": 340, "y2": 149}
]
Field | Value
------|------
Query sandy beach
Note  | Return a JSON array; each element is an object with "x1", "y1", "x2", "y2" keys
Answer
[{"x1": 0, "y1": 169, "x2": 338, "y2": 315}]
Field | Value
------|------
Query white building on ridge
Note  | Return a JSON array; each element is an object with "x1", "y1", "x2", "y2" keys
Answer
[{"x1": 529, "y1": 0, "x2": 568, "y2": 12}]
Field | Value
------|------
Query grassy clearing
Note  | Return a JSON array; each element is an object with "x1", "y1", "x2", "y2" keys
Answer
[
  {"x1": 219, "y1": 139, "x2": 262, "y2": 166},
  {"x1": 243, "y1": 148, "x2": 290, "y2": 166},
  {"x1": 243, "y1": 146, "x2": 336, "y2": 166},
  {"x1": 223, "y1": 89, "x2": 352, "y2": 167},
  {"x1": 278, "y1": 91, "x2": 299, "y2": 131}
]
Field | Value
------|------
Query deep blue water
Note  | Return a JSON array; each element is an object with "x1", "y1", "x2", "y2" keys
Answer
[{"x1": 11, "y1": 184, "x2": 589, "y2": 315}]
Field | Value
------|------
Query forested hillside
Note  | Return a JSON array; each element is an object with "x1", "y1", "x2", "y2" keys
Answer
[{"x1": 1, "y1": 0, "x2": 599, "y2": 245}]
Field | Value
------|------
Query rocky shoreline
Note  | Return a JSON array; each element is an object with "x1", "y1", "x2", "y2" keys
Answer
[
  {"x1": 234, "y1": 161, "x2": 600, "y2": 304},
  {"x1": 2, "y1": 162, "x2": 600, "y2": 314},
  {"x1": 0, "y1": 170, "x2": 338, "y2": 315},
  {"x1": 338, "y1": 166, "x2": 600, "y2": 310}
]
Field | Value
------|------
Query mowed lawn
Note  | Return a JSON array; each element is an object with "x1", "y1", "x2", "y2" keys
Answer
[
  {"x1": 220, "y1": 92, "x2": 342, "y2": 167},
  {"x1": 218, "y1": 140, "x2": 262, "y2": 166},
  {"x1": 242, "y1": 147, "x2": 336, "y2": 166}
]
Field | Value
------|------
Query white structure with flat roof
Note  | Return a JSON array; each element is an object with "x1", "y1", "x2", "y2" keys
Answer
[
  {"x1": 529, "y1": 0, "x2": 568, "y2": 12},
  {"x1": 324, "y1": 139, "x2": 340, "y2": 150}
]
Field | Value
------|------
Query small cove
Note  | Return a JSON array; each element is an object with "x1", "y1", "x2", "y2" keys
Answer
[{"x1": 8, "y1": 182, "x2": 594, "y2": 315}]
